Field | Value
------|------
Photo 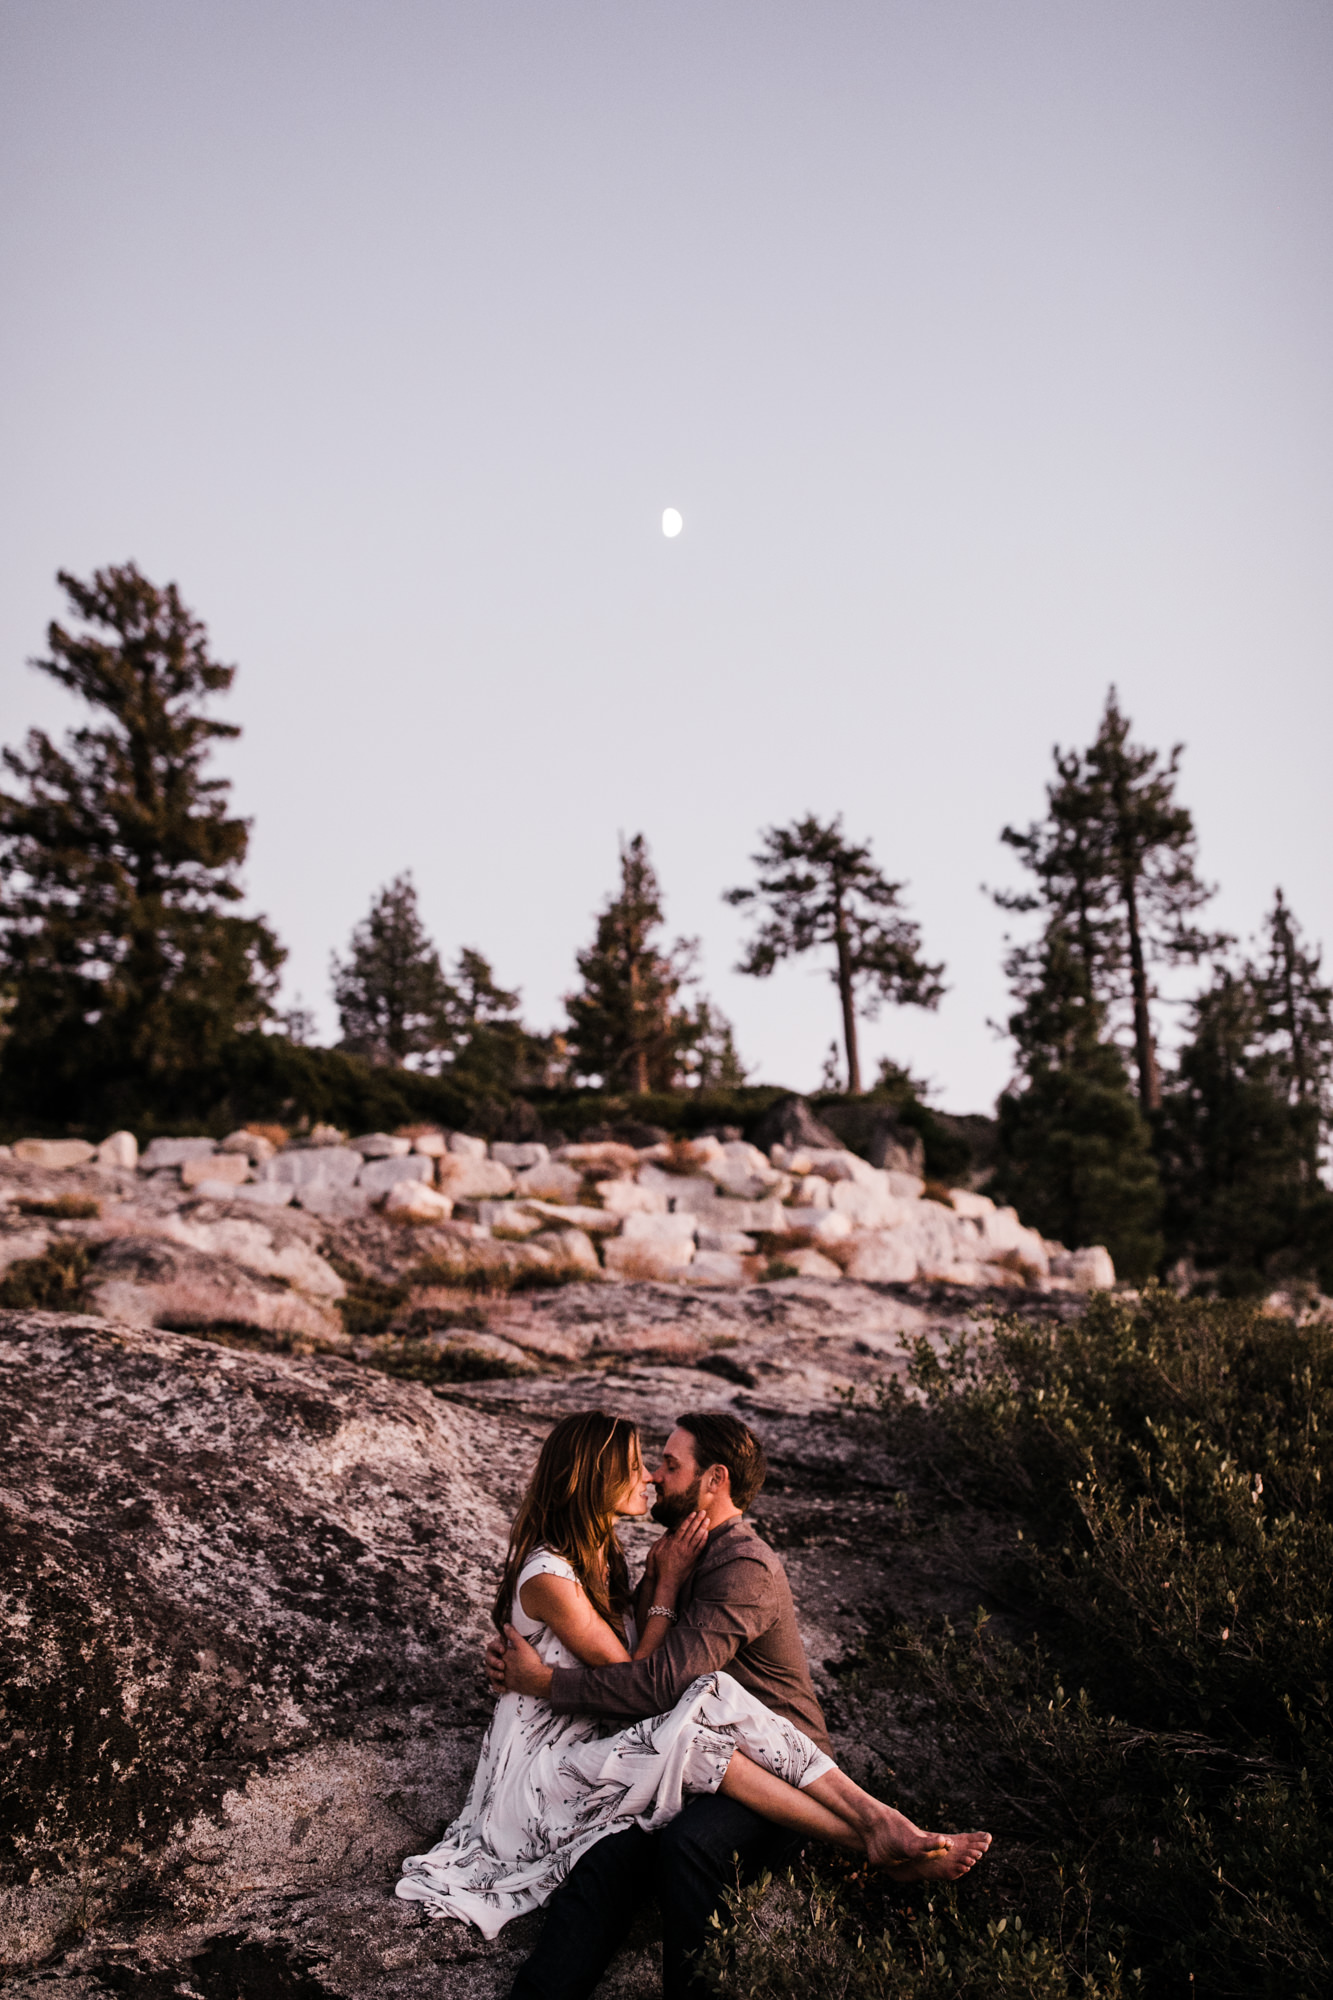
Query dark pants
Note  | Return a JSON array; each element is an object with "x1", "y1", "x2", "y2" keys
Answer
[{"x1": 508, "y1": 1794, "x2": 799, "y2": 2000}]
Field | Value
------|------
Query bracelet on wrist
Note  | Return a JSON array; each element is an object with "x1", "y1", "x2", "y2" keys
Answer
[{"x1": 645, "y1": 1603, "x2": 678, "y2": 1622}]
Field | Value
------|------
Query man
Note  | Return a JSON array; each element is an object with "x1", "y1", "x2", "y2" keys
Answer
[{"x1": 486, "y1": 1412, "x2": 982, "y2": 1998}]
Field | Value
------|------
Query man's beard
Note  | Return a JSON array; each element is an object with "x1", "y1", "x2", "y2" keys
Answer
[{"x1": 651, "y1": 1476, "x2": 703, "y2": 1530}]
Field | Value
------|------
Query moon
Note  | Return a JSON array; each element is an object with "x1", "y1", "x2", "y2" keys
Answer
[{"x1": 661, "y1": 507, "x2": 683, "y2": 538}]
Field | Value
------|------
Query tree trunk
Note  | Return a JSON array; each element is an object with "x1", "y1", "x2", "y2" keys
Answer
[
  {"x1": 833, "y1": 898, "x2": 861, "y2": 1094},
  {"x1": 627, "y1": 952, "x2": 648, "y2": 1094},
  {"x1": 1120, "y1": 863, "x2": 1159, "y2": 1113}
]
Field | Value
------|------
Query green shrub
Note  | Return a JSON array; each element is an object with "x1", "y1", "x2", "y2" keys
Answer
[
  {"x1": 703, "y1": 1291, "x2": 1333, "y2": 1999},
  {"x1": 0, "y1": 1239, "x2": 92, "y2": 1310},
  {"x1": 701, "y1": 1866, "x2": 1131, "y2": 1999}
]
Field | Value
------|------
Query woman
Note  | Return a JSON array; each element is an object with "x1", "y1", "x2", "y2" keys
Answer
[{"x1": 397, "y1": 1412, "x2": 980, "y2": 1938}]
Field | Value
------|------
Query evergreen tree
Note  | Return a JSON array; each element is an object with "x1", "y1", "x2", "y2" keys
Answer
[
  {"x1": 566, "y1": 835, "x2": 698, "y2": 1091},
  {"x1": 1158, "y1": 895, "x2": 1333, "y2": 1292},
  {"x1": 1254, "y1": 889, "x2": 1333, "y2": 1178},
  {"x1": 331, "y1": 874, "x2": 452, "y2": 1068},
  {"x1": 441, "y1": 947, "x2": 553, "y2": 1096},
  {"x1": 994, "y1": 924, "x2": 1164, "y2": 1282},
  {"x1": 0, "y1": 564, "x2": 283, "y2": 1121},
  {"x1": 724, "y1": 813, "x2": 944, "y2": 1095},
  {"x1": 1000, "y1": 689, "x2": 1222, "y2": 1113},
  {"x1": 677, "y1": 998, "x2": 748, "y2": 1090}
]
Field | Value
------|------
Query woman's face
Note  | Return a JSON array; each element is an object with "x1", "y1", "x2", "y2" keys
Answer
[{"x1": 611, "y1": 1444, "x2": 652, "y2": 1518}]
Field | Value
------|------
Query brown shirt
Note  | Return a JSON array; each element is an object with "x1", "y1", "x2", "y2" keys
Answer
[{"x1": 548, "y1": 1516, "x2": 831, "y2": 1754}]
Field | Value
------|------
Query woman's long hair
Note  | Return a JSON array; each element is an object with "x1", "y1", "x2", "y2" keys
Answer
[{"x1": 492, "y1": 1411, "x2": 640, "y2": 1637}]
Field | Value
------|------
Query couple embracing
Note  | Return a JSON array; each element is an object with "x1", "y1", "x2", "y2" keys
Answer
[{"x1": 397, "y1": 1410, "x2": 990, "y2": 1996}]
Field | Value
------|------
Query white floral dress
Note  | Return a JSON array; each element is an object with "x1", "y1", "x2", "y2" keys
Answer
[{"x1": 395, "y1": 1547, "x2": 835, "y2": 1938}]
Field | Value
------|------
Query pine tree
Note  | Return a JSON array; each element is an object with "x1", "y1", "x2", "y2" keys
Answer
[
  {"x1": 1000, "y1": 689, "x2": 1222, "y2": 1114},
  {"x1": 1158, "y1": 895, "x2": 1333, "y2": 1291},
  {"x1": 993, "y1": 923, "x2": 1164, "y2": 1282},
  {"x1": 0, "y1": 564, "x2": 283, "y2": 1121},
  {"x1": 441, "y1": 947, "x2": 547, "y2": 1095},
  {"x1": 331, "y1": 874, "x2": 452, "y2": 1068},
  {"x1": 1254, "y1": 890, "x2": 1333, "y2": 1178},
  {"x1": 724, "y1": 814, "x2": 944, "y2": 1095},
  {"x1": 565, "y1": 835, "x2": 697, "y2": 1092},
  {"x1": 677, "y1": 998, "x2": 748, "y2": 1090}
]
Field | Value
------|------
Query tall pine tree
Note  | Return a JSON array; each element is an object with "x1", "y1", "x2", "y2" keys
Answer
[
  {"x1": 725, "y1": 813, "x2": 943, "y2": 1094},
  {"x1": 993, "y1": 923, "x2": 1164, "y2": 1282},
  {"x1": 0, "y1": 565, "x2": 283, "y2": 1123},
  {"x1": 1001, "y1": 689, "x2": 1221, "y2": 1113},
  {"x1": 331, "y1": 874, "x2": 453, "y2": 1068},
  {"x1": 565, "y1": 835, "x2": 699, "y2": 1092},
  {"x1": 1158, "y1": 894, "x2": 1333, "y2": 1292}
]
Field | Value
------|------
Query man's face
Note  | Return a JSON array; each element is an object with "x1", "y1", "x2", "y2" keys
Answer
[{"x1": 650, "y1": 1425, "x2": 704, "y2": 1528}]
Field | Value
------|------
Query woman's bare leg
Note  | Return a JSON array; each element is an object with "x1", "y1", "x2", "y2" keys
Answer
[
  {"x1": 717, "y1": 1753, "x2": 864, "y2": 1850},
  {"x1": 801, "y1": 1770, "x2": 991, "y2": 1880}
]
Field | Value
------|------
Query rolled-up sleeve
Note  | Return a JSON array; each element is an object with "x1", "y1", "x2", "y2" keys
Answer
[{"x1": 549, "y1": 1555, "x2": 773, "y2": 1722}]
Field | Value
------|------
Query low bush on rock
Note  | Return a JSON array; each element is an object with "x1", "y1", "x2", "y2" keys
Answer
[
  {"x1": 0, "y1": 1238, "x2": 92, "y2": 1310},
  {"x1": 367, "y1": 1338, "x2": 521, "y2": 1385},
  {"x1": 703, "y1": 1291, "x2": 1333, "y2": 1999},
  {"x1": 15, "y1": 1193, "x2": 101, "y2": 1220}
]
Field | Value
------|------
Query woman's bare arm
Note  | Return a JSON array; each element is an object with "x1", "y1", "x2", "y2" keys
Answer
[
  {"x1": 518, "y1": 1575, "x2": 631, "y2": 1666},
  {"x1": 516, "y1": 1514, "x2": 710, "y2": 1671}
]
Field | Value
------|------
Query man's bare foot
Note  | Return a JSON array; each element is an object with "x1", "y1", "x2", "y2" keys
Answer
[{"x1": 862, "y1": 1805, "x2": 991, "y2": 1880}]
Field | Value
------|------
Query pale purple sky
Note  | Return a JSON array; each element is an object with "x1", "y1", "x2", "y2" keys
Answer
[{"x1": 3, "y1": 1, "x2": 1330, "y2": 1110}]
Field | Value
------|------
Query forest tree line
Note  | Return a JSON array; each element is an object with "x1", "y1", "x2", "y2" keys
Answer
[{"x1": 1, "y1": 564, "x2": 1329, "y2": 1295}]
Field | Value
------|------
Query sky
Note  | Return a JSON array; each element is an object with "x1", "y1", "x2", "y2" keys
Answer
[{"x1": 2, "y1": 0, "x2": 1330, "y2": 1112}]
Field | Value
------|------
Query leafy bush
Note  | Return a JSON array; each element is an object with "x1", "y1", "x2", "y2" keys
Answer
[
  {"x1": 0, "y1": 1239, "x2": 92, "y2": 1310},
  {"x1": 702, "y1": 1291, "x2": 1333, "y2": 1998}
]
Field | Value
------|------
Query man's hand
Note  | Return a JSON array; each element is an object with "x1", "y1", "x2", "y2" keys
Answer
[{"x1": 483, "y1": 1623, "x2": 554, "y2": 1700}]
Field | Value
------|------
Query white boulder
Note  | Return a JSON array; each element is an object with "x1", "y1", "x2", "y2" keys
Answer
[
  {"x1": 352, "y1": 1133, "x2": 412, "y2": 1159},
  {"x1": 516, "y1": 1202, "x2": 622, "y2": 1237},
  {"x1": 411, "y1": 1132, "x2": 447, "y2": 1157},
  {"x1": 182, "y1": 1152, "x2": 248, "y2": 1190},
  {"x1": 829, "y1": 1181, "x2": 904, "y2": 1230},
  {"x1": 261, "y1": 1146, "x2": 363, "y2": 1189},
  {"x1": 447, "y1": 1133, "x2": 489, "y2": 1161},
  {"x1": 595, "y1": 1179, "x2": 668, "y2": 1218},
  {"x1": 95, "y1": 1131, "x2": 139, "y2": 1171},
  {"x1": 513, "y1": 1160, "x2": 584, "y2": 1204},
  {"x1": 697, "y1": 1229, "x2": 757, "y2": 1255},
  {"x1": 436, "y1": 1156, "x2": 515, "y2": 1200},
  {"x1": 622, "y1": 1211, "x2": 698, "y2": 1244},
  {"x1": 294, "y1": 1185, "x2": 371, "y2": 1220},
  {"x1": 604, "y1": 1235, "x2": 694, "y2": 1279},
  {"x1": 358, "y1": 1154, "x2": 433, "y2": 1194},
  {"x1": 555, "y1": 1141, "x2": 640, "y2": 1173},
  {"x1": 1051, "y1": 1246, "x2": 1116, "y2": 1290},
  {"x1": 383, "y1": 1179, "x2": 455, "y2": 1222},
  {"x1": 776, "y1": 1246, "x2": 843, "y2": 1280},
  {"x1": 218, "y1": 1129, "x2": 275, "y2": 1162},
  {"x1": 208, "y1": 1180, "x2": 295, "y2": 1208},
  {"x1": 531, "y1": 1228, "x2": 601, "y2": 1275},
  {"x1": 842, "y1": 1234, "x2": 919, "y2": 1283},
  {"x1": 688, "y1": 1252, "x2": 749, "y2": 1287},
  {"x1": 491, "y1": 1142, "x2": 550, "y2": 1169},
  {"x1": 139, "y1": 1137, "x2": 217, "y2": 1171},
  {"x1": 477, "y1": 1201, "x2": 546, "y2": 1238}
]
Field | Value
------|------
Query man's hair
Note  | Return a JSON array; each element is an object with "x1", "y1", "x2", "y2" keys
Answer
[{"x1": 676, "y1": 1412, "x2": 768, "y2": 1512}]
